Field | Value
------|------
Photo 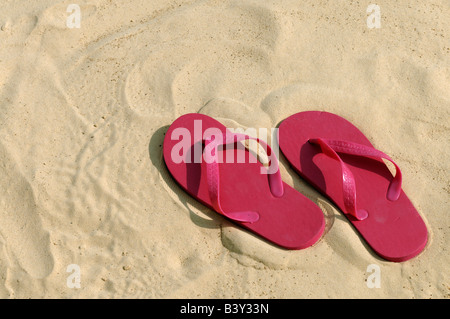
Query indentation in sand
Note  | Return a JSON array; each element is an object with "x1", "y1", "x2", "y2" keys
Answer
[{"x1": 0, "y1": 143, "x2": 53, "y2": 279}]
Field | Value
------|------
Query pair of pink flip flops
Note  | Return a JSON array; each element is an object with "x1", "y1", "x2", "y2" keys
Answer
[{"x1": 163, "y1": 111, "x2": 428, "y2": 262}]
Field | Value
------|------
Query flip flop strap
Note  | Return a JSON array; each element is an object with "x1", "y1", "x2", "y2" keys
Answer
[
  {"x1": 309, "y1": 138, "x2": 402, "y2": 221},
  {"x1": 203, "y1": 132, "x2": 284, "y2": 223}
]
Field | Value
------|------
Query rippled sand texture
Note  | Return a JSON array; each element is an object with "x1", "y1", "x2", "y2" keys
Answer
[{"x1": 0, "y1": 0, "x2": 448, "y2": 298}]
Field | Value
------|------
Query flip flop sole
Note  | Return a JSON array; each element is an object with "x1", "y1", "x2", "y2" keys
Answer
[{"x1": 279, "y1": 111, "x2": 428, "y2": 261}]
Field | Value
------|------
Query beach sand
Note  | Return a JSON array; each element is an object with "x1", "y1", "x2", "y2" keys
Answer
[{"x1": 0, "y1": 0, "x2": 448, "y2": 298}]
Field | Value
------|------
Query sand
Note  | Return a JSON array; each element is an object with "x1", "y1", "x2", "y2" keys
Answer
[{"x1": 0, "y1": 0, "x2": 448, "y2": 298}]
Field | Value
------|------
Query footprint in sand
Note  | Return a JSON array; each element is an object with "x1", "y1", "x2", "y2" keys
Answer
[{"x1": 121, "y1": 1, "x2": 282, "y2": 119}]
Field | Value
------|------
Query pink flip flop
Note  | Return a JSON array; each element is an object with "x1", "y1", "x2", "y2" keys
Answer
[
  {"x1": 278, "y1": 111, "x2": 428, "y2": 261},
  {"x1": 163, "y1": 113, "x2": 325, "y2": 249}
]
